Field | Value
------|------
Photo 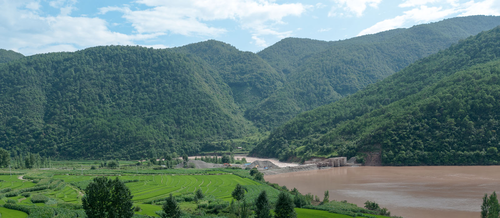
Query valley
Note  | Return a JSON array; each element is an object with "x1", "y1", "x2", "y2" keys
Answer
[{"x1": 1, "y1": 14, "x2": 500, "y2": 218}]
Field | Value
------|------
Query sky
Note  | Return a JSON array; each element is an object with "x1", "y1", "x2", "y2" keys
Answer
[{"x1": 1, "y1": 0, "x2": 500, "y2": 55}]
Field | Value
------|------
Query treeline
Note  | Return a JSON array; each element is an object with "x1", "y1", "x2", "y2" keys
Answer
[{"x1": 251, "y1": 25, "x2": 500, "y2": 165}]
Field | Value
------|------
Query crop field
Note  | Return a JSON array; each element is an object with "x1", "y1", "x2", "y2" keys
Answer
[
  {"x1": 0, "y1": 168, "x2": 277, "y2": 217},
  {"x1": 0, "y1": 206, "x2": 29, "y2": 217},
  {"x1": 0, "y1": 167, "x2": 386, "y2": 218},
  {"x1": 52, "y1": 173, "x2": 262, "y2": 202},
  {"x1": 297, "y1": 208, "x2": 353, "y2": 218}
]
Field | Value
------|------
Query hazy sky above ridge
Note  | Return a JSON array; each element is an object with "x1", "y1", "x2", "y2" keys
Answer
[{"x1": 1, "y1": 0, "x2": 500, "y2": 55}]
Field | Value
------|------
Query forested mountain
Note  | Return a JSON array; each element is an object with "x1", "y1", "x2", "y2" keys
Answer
[
  {"x1": 0, "y1": 49, "x2": 24, "y2": 64},
  {"x1": 0, "y1": 46, "x2": 257, "y2": 159},
  {"x1": 1, "y1": 16, "x2": 500, "y2": 160},
  {"x1": 248, "y1": 15, "x2": 500, "y2": 128},
  {"x1": 172, "y1": 40, "x2": 285, "y2": 110},
  {"x1": 250, "y1": 26, "x2": 500, "y2": 166}
]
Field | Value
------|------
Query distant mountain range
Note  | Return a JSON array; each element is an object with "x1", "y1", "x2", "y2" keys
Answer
[{"x1": 1, "y1": 15, "x2": 499, "y2": 161}]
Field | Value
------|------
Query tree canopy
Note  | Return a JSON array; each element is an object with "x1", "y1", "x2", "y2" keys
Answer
[{"x1": 82, "y1": 177, "x2": 133, "y2": 218}]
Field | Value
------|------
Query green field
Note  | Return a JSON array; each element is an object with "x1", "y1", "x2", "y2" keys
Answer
[
  {"x1": 52, "y1": 173, "x2": 261, "y2": 202},
  {"x1": 0, "y1": 206, "x2": 29, "y2": 218},
  {"x1": 0, "y1": 167, "x2": 391, "y2": 218},
  {"x1": 297, "y1": 208, "x2": 353, "y2": 218}
]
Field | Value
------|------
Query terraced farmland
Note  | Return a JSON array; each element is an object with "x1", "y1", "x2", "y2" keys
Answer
[
  {"x1": 53, "y1": 173, "x2": 262, "y2": 203},
  {"x1": 0, "y1": 168, "x2": 388, "y2": 218}
]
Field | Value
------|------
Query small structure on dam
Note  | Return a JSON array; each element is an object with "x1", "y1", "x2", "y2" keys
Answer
[{"x1": 304, "y1": 157, "x2": 347, "y2": 168}]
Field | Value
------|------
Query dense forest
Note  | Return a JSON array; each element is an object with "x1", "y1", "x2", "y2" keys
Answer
[
  {"x1": 0, "y1": 15, "x2": 500, "y2": 160},
  {"x1": 0, "y1": 46, "x2": 257, "y2": 159},
  {"x1": 172, "y1": 40, "x2": 286, "y2": 111},
  {"x1": 0, "y1": 49, "x2": 24, "y2": 64},
  {"x1": 248, "y1": 15, "x2": 500, "y2": 128},
  {"x1": 251, "y1": 26, "x2": 500, "y2": 166}
]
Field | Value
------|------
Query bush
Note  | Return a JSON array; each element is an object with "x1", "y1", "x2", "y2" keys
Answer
[
  {"x1": 21, "y1": 193, "x2": 31, "y2": 197},
  {"x1": 134, "y1": 205, "x2": 141, "y2": 212},
  {"x1": 6, "y1": 199, "x2": 16, "y2": 204},
  {"x1": 364, "y1": 200, "x2": 380, "y2": 211},
  {"x1": 31, "y1": 194, "x2": 49, "y2": 203}
]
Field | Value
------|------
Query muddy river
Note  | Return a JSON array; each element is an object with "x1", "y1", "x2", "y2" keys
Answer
[{"x1": 265, "y1": 166, "x2": 500, "y2": 218}]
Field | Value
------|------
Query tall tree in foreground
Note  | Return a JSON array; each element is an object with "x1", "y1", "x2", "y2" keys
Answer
[
  {"x1": 82, "y1": 177, "x2": 134, "y2": 218},
  {"x1": 488, "y1": 192, "x2": 499, "y2": 218},
  {"x1": 482, "y1": 194, "x2": 490, "y2": 218},
  {"x1": 481, "y1": 192, "x2": 500, "y2": 218},
  {"x1": 275, "y1": 192, "x2": 296, "y2": 218},
  {"x1": 162, "y1": 194, "x2": 181, "y2": 218},
  {"x1": 255, "y1": 190, "x2": 272, "y2": 218}
]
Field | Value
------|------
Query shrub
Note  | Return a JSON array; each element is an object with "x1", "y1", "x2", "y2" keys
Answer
[
  {"x1": 31, "y1": 194, "x2": 49, "y2": 203},
  {"x1": 134, "y1": 205, "x2": 141, "y2": 212},
  {"x1": 21, "y1": 193, "x2": 31, "y2": 197},
  {"x1": 364, "y1": 200, "x2": 380, "y2": 211}
]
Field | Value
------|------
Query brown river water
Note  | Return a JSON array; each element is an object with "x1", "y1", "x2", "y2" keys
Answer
[{"x1": 265, "y1": 166, "x2": 500, "y2": 218}]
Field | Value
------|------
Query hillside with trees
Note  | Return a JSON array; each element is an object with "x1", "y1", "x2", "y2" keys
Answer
[
  {"x1": 250, "y1": 25, "x2": 500, "y2": 166},
  {"x1": 173, "y1": 40, "x2": 285, "y2": 111},
  {"x1": 1, "y1": 16, "x2": 500, "y2": 160},
  {"x1": 0, "y1": 46, "x2": 257, "y2": 159},
  {"x1": 248, "y1": 15, "x2": 500, "y2": 128},
  {"x1": 0, "y1": 49, "x2": 24, "y2": 64}
]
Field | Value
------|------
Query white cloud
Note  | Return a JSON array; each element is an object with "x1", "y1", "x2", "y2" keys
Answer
[
  {"x1": 0, "y1": 1, "x2": 158, "y2": 55},
  {"x1": 49, "y1": 0, "x2": 77, "y2": 15},
  {"x1": 329, "y1": 0, "x2": 382, "y2": 17},
  {"x1": 316, "y1": 3, "x2": 327, "y2": 8},
  {"x1": 101, "y1": 0, "x2": 309, "y2": 48},
  {"x1": 138, "y1": 44, "x2": 169, "y2": 49},
  {"x1": 399, "y1": 0, "x2": 441, "y2": 8},
  {"x1": 251, "y1": 35, "x2": 268, "y2": 47},
  {"x1": 318, "y1": 28, "x2": 332, "y2": 32},
  {"x1": 358, "y1": 6, "x2": 457, "y2": 36},
  {"x1": 459, "y1": 0, "x2": 500, "y2": 16},
  {"x1": 358, "y1": 0, "x2": 500, "y2": 36},
  {"x1": 25, "y1": 1, "x2": 41, "y2": 11}
]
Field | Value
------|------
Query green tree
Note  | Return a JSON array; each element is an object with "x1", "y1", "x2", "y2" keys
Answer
[
  {"x1": 109, "y1": 178, "x2": 134, "y2": 218},
  {"x1": 232, "y1": 184, "x2": 245, "y2": 201},
  {"x1": 482, "y1": 194, "x2": 490, "y2": 218},
  {"x1": 488, "y1": 192, "x2": 499, "y2": 218},
  {"x1": 240, "y1": 199, "x2": 250, "y2": 218},
  {"x1": 107, "y1": 160, "x2": 119, "y2": 169},
  {"x1": 221, "y1": 155, "x2": 230, "y2": 163},
  {"x1": 275, "y1": 192, "x2": 296, "y2": 218},
  {"x1": 250, "y1": 168, "x2": 259, "y2": 176},
  {"x1": 254, "y1": 172, "x2": 264, "y2": 181},
  {"x1": 364, "y1": 200, "x2": 380, "y2": 211},
  {"x1": 322, "y1": 190, "x2": 329, "y2": 204},
  {"x1": 195, "y1": 189, "x2": 204, "y2": 201},
  {"x1": 162, "y1": 194, "x2": 181, "y2": 218},
  {"x1": 0, "y1": 148, "x2": 10, "y2": 168},
  {"x1": 82, "y1": 177, "x2": 134, "y2": 218},
  {"x1": 254, "y1": 190, "x2": 272, "y2": 218},
  {"x1": 294, "y1": 193, "x2": 309, "y2": 208}
]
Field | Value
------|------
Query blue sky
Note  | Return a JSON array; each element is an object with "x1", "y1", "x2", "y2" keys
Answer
[{"x1": 1, "y1": 0, "x2": 499, "y2": 55}]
